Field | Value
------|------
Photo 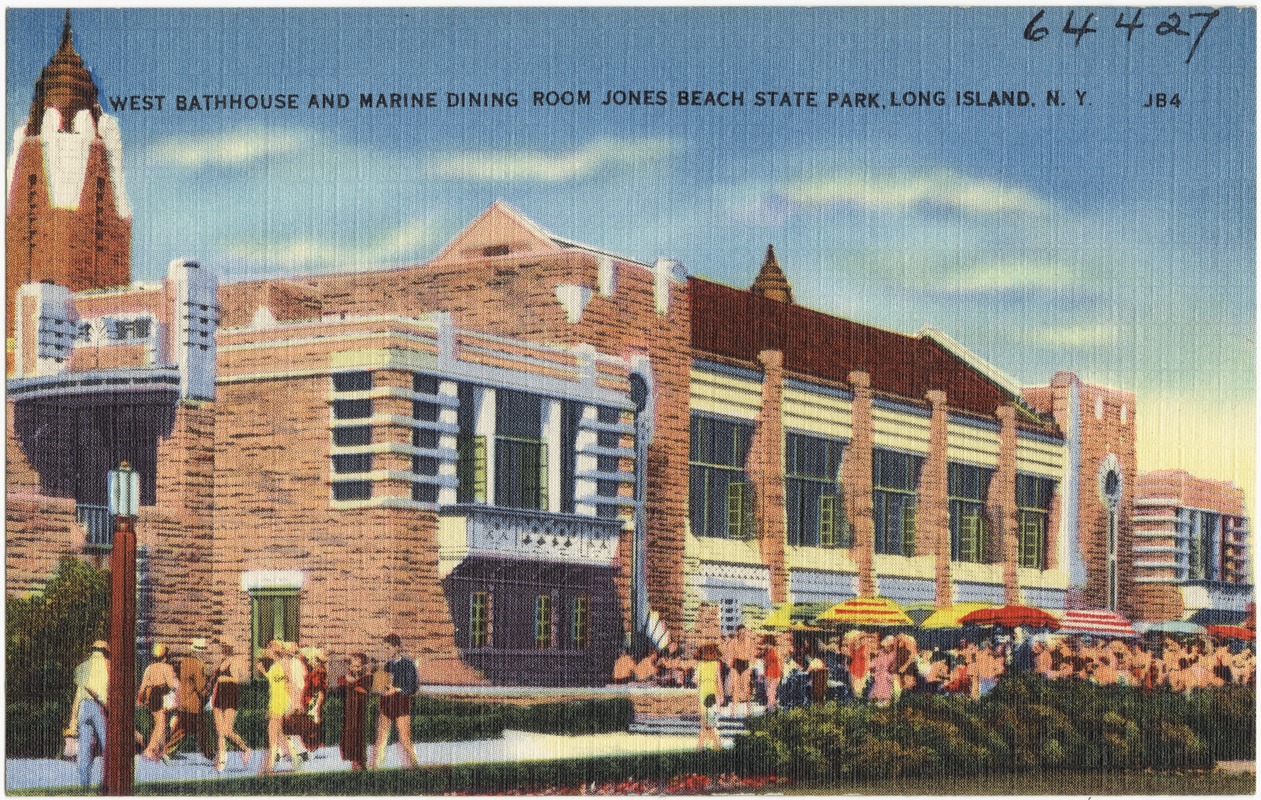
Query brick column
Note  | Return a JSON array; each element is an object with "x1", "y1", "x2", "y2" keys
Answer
[
  {"x1": 921, "y1": 390, "x2": 952, "y2": 607},
  {"x1": 844, "y1": 371, "x2": 876, "y2": 598},
  {"x1": 989, "y1": 405, "x2": 1020, "y2": 603},
  {"x1": 751, "y1": 350, "x2": 789, "y2": 604}
]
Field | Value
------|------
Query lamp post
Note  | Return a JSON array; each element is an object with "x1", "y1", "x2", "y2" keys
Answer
[{"x1": 104, "y1": 461, "x2": 138, "y2": 796}]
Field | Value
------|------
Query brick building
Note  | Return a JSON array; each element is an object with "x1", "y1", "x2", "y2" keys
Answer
[
  {"x1": 7, "y1": 18, "x2": 1194, "y2": 687},
  {"x1": 1130, "y1": 470, "x2": 1252, "y2": 624}
]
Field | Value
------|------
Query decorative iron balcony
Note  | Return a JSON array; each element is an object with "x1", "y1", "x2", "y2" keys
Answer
[{"x1": 438, "y1": 505, "x2": 623, "y2": 574}]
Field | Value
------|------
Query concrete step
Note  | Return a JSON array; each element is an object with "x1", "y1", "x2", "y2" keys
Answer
[{"x1": 629, "y1": 714, "x2": 751, "y2": 736}]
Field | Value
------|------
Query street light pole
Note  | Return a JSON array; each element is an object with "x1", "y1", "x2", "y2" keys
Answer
[{"x1": 104, "y1": 463, "x2": 138, "y2": 796}]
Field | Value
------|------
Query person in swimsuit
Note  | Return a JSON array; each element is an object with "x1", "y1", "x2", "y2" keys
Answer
[
  {"x1": 137, "y1": 643, "x2": 179, "y2": 762},
  {"x1": 209, "y1": 642, "x2": 251, "y2": 772},
  {"x1": 257, "y1": 640, "x2": 298, "y2": 775},
  {"x1": 694, "y1": 643, "x2": 724, "y2": 751}
]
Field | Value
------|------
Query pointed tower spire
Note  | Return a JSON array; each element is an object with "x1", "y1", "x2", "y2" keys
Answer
[
  {"x1": 60, "y1": 8, "x2": 74, "y2": 51},
  {"x1": 27, "y1": 8, "x2": 99, "y2": 134},
  {"x1": 750, "y1": 244, "x2": 794, "y2": 303}
]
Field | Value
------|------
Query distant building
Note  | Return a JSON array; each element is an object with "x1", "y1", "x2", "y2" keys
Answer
[{"x1": 1131, "y1": 470, "x2": 1252, "y2": 624}]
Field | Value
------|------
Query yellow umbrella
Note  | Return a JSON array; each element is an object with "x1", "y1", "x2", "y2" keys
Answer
[
  {"x1": 816, "y1": 596, "x2": 912, "y2": 626},
  {"x1": 919, "y1": 602, "x2": 995, "y2": 630},
  {"x1": 760, "y1": 601, "x2": 832, "y2": 630}
]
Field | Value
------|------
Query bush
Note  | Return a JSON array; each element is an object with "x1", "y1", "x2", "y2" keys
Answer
[
  {"x1": 501, "y1": 698, "x2": 633, "y2": 735},
  {"x1": 6, "y1": 558, "x2": 111, "y2": 758},
  {"x1": 740, "y1": 673, "x2": 1253, "y2": 783}
]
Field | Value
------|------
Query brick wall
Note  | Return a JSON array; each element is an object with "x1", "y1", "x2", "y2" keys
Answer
[
  {"x1": 750, "y1": 350, "x2": 788, "y2": 604},
  {"x1": 921, "y1": 390, "x2": 951, "y2": 605},
  {"x1": 990, "y1": 405, "x2": 1020, "y2": 602},
  {"x1": 1025, "y1": 373, "x2": 1137, "y2": 614},
  {"x1": 68, "y1": 342, "x2": 149, "y2": 371},
  {"x1": 205, "y1": 370, "x2": 481, "y2": 682},
  {"x1": 5, "y1": 399, "x2": 98, "y2": 594},
  {"x1": 844, "y1": 371, "x2": 876, "y2": 597},
  {"x1": 222, "y1": 249, "x2": 692, "y2": 641}
]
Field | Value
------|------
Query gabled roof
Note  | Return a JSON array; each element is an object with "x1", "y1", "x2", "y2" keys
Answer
[
  {"x1": 689, "y1": 277, "x2": 1056, "y2": 430},
  {"x1": 432, "y1": 200, "x2": 652, "y2": 268}
]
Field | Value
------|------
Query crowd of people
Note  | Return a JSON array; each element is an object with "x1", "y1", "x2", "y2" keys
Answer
[
  {"x1": 613, "y1": 623, "x2": 1257, "y2": 742},
  {"x1": 64, "y1": 624, "x2": 1257, "y2": 787},
  {"x1": 67, "y1": 632, "x2": 421, "y2": 788}
]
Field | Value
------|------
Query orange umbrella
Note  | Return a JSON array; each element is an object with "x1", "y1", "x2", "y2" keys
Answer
[
  {"x1": 816, "y1": 597, "x2": 912, "y2": 626},
  {"x1": 1207, "y1": 624, "x2": 1255, "y2": 642},
  {"x1": 957, "y1": 604, "x2": 1060, "y2": 629}
]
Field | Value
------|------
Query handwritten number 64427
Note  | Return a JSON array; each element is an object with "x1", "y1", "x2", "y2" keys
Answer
[{"x1": 1024, "y1": 8, "x2": 1220, "y2": 64}]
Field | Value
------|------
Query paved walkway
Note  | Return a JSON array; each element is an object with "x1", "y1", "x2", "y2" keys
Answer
[{"x1": 6, "y1": 730, "x2": 716, "y2": 792}]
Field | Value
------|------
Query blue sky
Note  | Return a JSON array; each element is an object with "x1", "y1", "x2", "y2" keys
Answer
[{"x1": 6, "y1": 7, "x2": 1256, "y2": 497}]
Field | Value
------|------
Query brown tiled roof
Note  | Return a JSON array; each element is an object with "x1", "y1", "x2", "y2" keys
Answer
[{"x1": 689, "y1": 277, "x2": 1055, "y2": 431}]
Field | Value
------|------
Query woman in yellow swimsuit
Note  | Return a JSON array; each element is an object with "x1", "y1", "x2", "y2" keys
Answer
[{"x1": 257, "y1": 640, "x2": 298, "y2": 774}]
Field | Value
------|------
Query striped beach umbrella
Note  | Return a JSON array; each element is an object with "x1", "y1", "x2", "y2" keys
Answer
[
  {"x1": 816, "y1": 597, "x2": 912, "y2": 627},
  {"x1": 1055, "y1": 608, "x2": 1139, "y2": 639}
]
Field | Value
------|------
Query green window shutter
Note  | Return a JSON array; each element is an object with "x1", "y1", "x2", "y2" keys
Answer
[
  {"x1": 727, "y1": 482, "x2": 747, "y2": 540},
  {"x1": 457, "y1": 435, "x2": 488, "y2": 502},
  {"x1": 470, "y1": 592, "x2": 488, "y2": 648},
  {"x1": 535, "y1": 594, "x2": 553, "y2": 649},
  {"x1": 283, "y1": 594, "x2": 300, "y2": 642},
  {"x1": 819, "y1": 494, "x2": 836, "y2": 547},
  {"x1": 572, "y1": 595, "x2": 589, "y2": 649},
  {"x1": 902, "y1": 503, "x2": 917, "y2": 557},
  {"x1": 1018, "y1": 512, "x2": 1046, "y2": 569},
  {"x1": 961, "y1": 513, "x2": 980, "y2": 563},
  {"x1": 537, "y1": 442, "x2": 548, "y2": 509},
  {"x1": 744, "y1": 483, "x2": 756, "y2": 540}
]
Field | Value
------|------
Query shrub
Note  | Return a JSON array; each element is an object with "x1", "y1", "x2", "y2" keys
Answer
[
  {"x1": 738, "y1": 673, "x2": 1253, "y2": 784},
  {"x1": 6, "y1": 558, "x2": 111, "y2": 758}
]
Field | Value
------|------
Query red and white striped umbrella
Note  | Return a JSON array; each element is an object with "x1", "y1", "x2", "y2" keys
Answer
[{"x1": 1055, "y1": 609, "x2": 1139, "y2": 639}]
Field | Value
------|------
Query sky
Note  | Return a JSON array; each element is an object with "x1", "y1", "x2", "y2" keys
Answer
[{"x1": 6, "y1": 7, "x2": 1256, "y2": 513}]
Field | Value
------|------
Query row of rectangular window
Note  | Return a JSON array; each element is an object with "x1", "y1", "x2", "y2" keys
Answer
[
  {"x1": 468, "y1": 591, "x2": 589, "y2": 650},
  {"x1": 688, "y1": 413, "x2": 1056, "y2": 569},
  {"x1": 332, "y1": 373, "x2": 626, "y2": 513}
]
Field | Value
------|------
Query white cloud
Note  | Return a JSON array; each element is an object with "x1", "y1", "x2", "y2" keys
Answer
[
  {"x1": 149, "y1": 127, "x2": 313, "y2": 169},
  {"x1": 782, "y1": 169, "x2": 1046, "y2": 215},
  {"x1": 430, "y1": 137, "x2": 677, "y2": 182},
  {"x1": 225, "y1": 219, "x2": 435, "y2": 270},
  {"x1": 1027, "y1": 323, "x2": 1120, "y2": 349},
  {"x1": 946, "y1": 261, "x2": 1081, "y2": 293}
]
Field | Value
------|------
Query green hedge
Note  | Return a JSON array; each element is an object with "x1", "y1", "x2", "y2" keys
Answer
[
  {"x1": 740, "y1": 672, "x2": 1255, "y2": 783},
  {"x1": 154, "y1": 693, "x2": 630, "y2": 755}
]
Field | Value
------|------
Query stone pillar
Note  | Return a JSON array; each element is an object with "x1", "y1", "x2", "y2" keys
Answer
[
  {"x1": 845, "y1": 371, "x2": 876, "y2": 598},
  {"x1": 921, "y1": 390, "x2": 952, "y2": 607},
  {"x1": 751, "y1": 350, "x2": 789, "y2": 604},
  {"x1": 1045, "y1": 488, "x2": 1062, "y2": 572},
  {"x1": 990, "y1": 405, "x2": 1020, "y2": 604}
]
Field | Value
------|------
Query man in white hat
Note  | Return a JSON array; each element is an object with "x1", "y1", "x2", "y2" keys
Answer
[{"x1": 67, "y1": 640, "x2": 109, "y2": 788}]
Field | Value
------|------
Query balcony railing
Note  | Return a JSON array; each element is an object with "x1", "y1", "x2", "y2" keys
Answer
[
  {"x1": 76, "y1": 504, "x2": 113, "y2": 549},
  {"x1": 438, "y1": 505, "x2": 623, "y2": 572}
]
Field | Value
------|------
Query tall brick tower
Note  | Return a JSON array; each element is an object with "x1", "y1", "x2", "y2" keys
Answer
[{"x1": 5, "y1": 11, "x2": 131, "y2": 371}]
